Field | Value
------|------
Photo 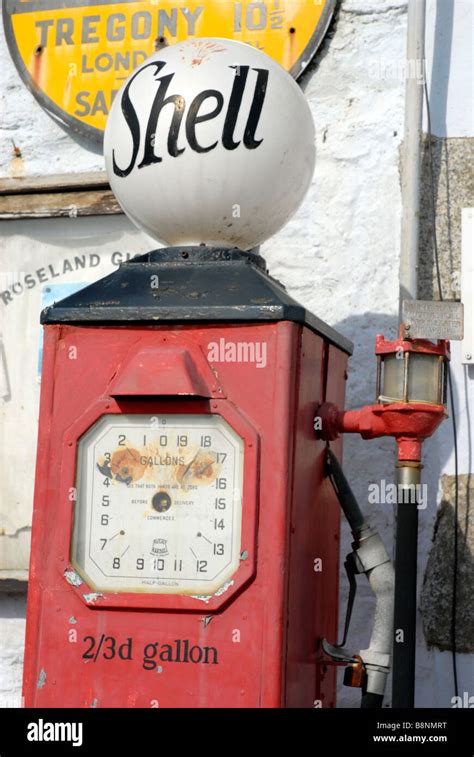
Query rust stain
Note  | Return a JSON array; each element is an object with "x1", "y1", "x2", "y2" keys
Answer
[
  {"x1": 97, "y1": 441, "x2": 221, "y2": 493},
  {"x1": 283, "y1": 25, "x2": 298, "y2": 70},
  {"x1": 9, "y1": 141, "x2": 24, "y2": 178},
  {"x1": 181, "y1": 40, "x2": 226, "y2": 67},
  {"x1": 63, "y1": 72, "x2": 72, "y2": 108},
  {"x1": 31, "y1": 45, "x2": 44, "y2": 86},
  {"x1": 110, "y1": 448, "x2": 146, "y2": 485},
  {"x1": 97, "y1": 447, "x2": 146, "y2": 484},
  {"x1": 176, "y1": 450, "x2": 219, "y2": 488}
]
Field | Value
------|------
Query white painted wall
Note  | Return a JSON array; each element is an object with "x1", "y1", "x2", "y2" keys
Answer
[{"x1": 0, "y1": 0, "x2": 472, "y2": 708}]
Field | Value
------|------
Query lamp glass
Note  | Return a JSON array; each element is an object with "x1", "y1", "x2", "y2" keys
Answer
[{"x1": 380, "y1": 353, "x2": 442, "y2": 404}]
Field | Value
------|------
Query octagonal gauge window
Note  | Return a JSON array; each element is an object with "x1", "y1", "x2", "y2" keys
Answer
[{"x1": 71, "y1": 414, "x2": 244, "y2": 595}]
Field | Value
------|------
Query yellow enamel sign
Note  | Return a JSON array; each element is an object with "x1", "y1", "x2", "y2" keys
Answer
[{"x1": 4, "y1": 1, "x2": 335, "y2": 142}]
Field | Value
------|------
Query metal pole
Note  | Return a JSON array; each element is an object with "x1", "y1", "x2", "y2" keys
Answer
[
  {"x1": 399, "y1": 0, "x2": 426, "y2": 309},
  {"x1": 393, "y1": 0, "x2": 426, "y2": 708},
  {"x1": 392, "y1": 463, "x2": 421, "y2": 707}
]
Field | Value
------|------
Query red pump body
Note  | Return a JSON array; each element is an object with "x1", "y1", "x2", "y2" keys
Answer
[{"x1": 23, "y1": 320, "x2": 348, "y2": 708}]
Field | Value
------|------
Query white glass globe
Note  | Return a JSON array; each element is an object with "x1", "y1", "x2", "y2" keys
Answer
[{"x1": 104, "y1": 38, "x2": 315, "y2": 250}]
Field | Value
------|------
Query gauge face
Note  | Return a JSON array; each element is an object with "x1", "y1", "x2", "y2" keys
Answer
[{"x1": 71, "y1": 414, "x2": 244, "y2": 595}]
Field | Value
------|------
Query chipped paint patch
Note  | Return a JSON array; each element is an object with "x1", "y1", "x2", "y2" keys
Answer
[
  {"x1": 83, "y1": 592, "x2": 103, "y2": 603},
  {"x1": 69, "y1": 616, "x2": 77, "y2": 624},
  {"x1": 201, "y1": 615, "x2": 212, "y2": 627},
  {"x1": 90, "y1": 699, "x2": 98, "y2": 708},
  {"x1": 36, "y1": 669, "x2": 46, "y2": 689},
  {"x1": 64, "y1": 570, "x2": 83, "y2": 587},
  {"x1": 214, "y1": 580, "x2": 234, "y2": 597},
  {"x1": 191, "y1": 580, "x2": 234, "y2": 603}
]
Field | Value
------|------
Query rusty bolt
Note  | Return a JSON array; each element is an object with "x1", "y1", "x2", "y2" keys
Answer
[
  {"x1": 154, "y1": 36, "x2": 168, "y2": 51},
  {"x1": 11, "y1": 140, "x2": 22, "y2": 158}
]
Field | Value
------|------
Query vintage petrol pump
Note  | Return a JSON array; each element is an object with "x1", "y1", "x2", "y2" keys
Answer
[
  {"x1": 23, "y1": 39, "x2": 353, "y2": 708},
  {"x1": 23, "y1": 37, "x2": 451, "y2": 710}
]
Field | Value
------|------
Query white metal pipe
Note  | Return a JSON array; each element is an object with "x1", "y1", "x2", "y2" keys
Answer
[
  {"x1": 356, "y1": 533, "x2": 395, "y2": 698},
  {"x1": 360, "y1": 559, "x2": 395, "y2": 697},
  {"x1": 399, "y1": 0, "x2": 426, "y2": 307}
]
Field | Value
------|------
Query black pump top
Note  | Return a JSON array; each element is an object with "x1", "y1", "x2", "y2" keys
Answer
[{"x1": 41, "y1": 246, "x2": 352, "y2": 355}]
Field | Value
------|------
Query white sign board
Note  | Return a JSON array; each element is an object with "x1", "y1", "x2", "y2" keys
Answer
[{"x1": 0, "y1": 215, "x2": 156, "y2": 579}]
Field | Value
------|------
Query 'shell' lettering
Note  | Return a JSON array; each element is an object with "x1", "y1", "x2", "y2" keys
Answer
[{"x1": 112, "y1": 62, "x2": 269, "y2": 177}]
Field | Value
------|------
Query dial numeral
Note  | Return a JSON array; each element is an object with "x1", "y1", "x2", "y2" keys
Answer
[
  {"x1": 215, "y1": 478, "x2": 227, "y2": 489},
  {"x1": 102, "y1": 495, "x2": 110, "y2": 507},
  {"x1": 136, "y1": 558, "x2": 144, "y2": 570},
  {"x1": 215, "y1": 498, "x2": 226, "y2": 509},
  {"x1": 177, "y1": 435, "x2": 188, "y2": 447},
  {"x1": 214, "y1": 518, "x2": 225, "y2": 530},
  {"x1": 100, "y1": 539, "x2": 107, "y2": 550},
  {"x1": 174, "y1": 559, "x2": 183, "y2": 572},
  {"x1": 196, "y1": 560, "x2": 208, "y2": 573},
  {"x1": 213, "y1": 543, "x2": 224, "y2": 555},
  {"x1": 118, "y1": 435, "x2": 126, "y2": 446},
  {"x1": 201, "y1": 435, "x2": 212, "y2": 447},
  {"x1": 101, "y1": 514, "x2": 109, "y2": 526},
  {"x1": 113, "y1": 557, "x2": 120, "y2": 569}
]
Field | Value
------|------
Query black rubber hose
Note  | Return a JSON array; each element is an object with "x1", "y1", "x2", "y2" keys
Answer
[
  {"x1": 361, "y1": 692, "x2": 384, "y2": 708},
  {"x1": 325, "y1": 447, "x2": 367, "y2": 535}
]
